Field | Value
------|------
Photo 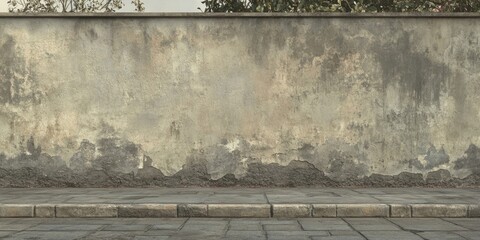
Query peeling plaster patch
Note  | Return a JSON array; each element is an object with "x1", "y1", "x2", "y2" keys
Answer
[
  {"x1": 454, "y1": 144, "x2": 480, "y2": 174},
  {"x1": 201, "y1": 137, "x2": 259, "y2": 180},
  {"x1": 241, "y1": 160, "x2": 334, "y2": 187},
  {"x1": 0, "y1": 136, "x2": 66, "y2": 171},
  {"x1": 93, "y1": 138, "x2": 142, "y2": 174},
  {"x1": 296, "y1": 141, "x2": 369, "y2": 180},
  {"x1": 325, "y1": 150, "x2": 369, "y2": 180},
  {"x1": 0, "y1": 138, "x2": 479, "y2": 187},
  {"x1": 426, "y1": 169, "x2": 452, "y2": 184},
  {"x1": 61, "y1": 137, "x2": 142, "y2": 176},
  {"x1": 69, "y1": 140, "x2": 96, "y2": 171},
  {"x1": 411, "y1": 145, "x2": 450, "y2": 170}
]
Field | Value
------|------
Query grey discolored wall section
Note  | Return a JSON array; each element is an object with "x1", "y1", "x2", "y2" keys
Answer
[{"x1": 0, "y1": 14, "x2": 479, "y2": 187}]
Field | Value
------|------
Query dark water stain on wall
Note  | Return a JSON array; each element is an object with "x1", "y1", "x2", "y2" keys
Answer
[
  {"x1": 377, "y1": 31, "x2": 449, "y2": 107},
  {"x1": 0, "y1": 137, "x2": 479, "y2": 188},
  {"x1": 0, "y1": 36, "x2": 43, "y2": 105}
]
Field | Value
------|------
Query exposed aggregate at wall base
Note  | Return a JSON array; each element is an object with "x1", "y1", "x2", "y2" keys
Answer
[{"x1": 0, "y1": 15, "x2": 479, "y2": 187}]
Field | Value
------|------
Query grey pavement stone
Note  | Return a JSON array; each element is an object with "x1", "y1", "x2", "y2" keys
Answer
[
  {"x1": 312, "y1": 204, "x2": 336, "y2": 218},
  {"x1": 141, "y1": 230, "x2": 178, "y2": 236},
  {"x1": 46, "y1": 218, "x2": 132, "y2": 225},
  {"x1": 178, "y1": 204, "x2": 207, "y2": 217},
  {"x1": 337, "y1": 204, "x2": 389, "y2": 217},
  {"x1": 0, "y1": 218, "x2": 18, "y2": 224},
  {"x1": 4, "y1": 231, "x2": 91, "y2": 240},
  {"x1": 455, "y1": 231, "x2": 480, "y2": 240},
  {"x1": 103, "y1": 224, "x2": 149, "y2": 231},
  {"x1": 174, "y1": 229, "x2": 225, "y2": 239},
  {"x1": 203, "y1": 193, "x2": 267, "y2": 204},
  {"x1": 208, "y1": 204, "x2": 270, "y2": 218},
  {"x1": 329, "y1": 230, "x2": 364, "y2": 236},
  {"x1": 133, "y1": 236, "x2": 170, "y2": 240},
  {"x1": 344, "y1": 218, "x2": 400, "y2": 231},
  {"x1": 390, "y1": 204, "x2": 411, "y2": 218},
  {"x1": 226, "y1": 230, "x2": 265, "y2": 237},
  {"x1": 299, "y1": 219, "x2": 352, "y2": 231},
  {"x1": 0, "y1": 204, "x2": 34, "y2": 218},
  {"x1": 180, "y1": 220, "x2": 227, "y2": 232},
  {"x1": 150, "y1": 223, "x2": 184, "y2": 230},
  {"x1": 443, "y1": 218, "x2": 480, "y2": 230},
  {"x1": 229, "y1": 219, "x2": 261, "y2": 223},
  {"x1": 267, "y1": 236, "x2": 309, "y2": 240},
  {"x1": 56, "y1": 204, "x2": 117, "y2": 218},
  {"x1": 272, "y1": 204, "x2": 311, "y2": 218},
  {"x1": 267, "y1": 230, "x2": 329, "y2": 236},
  {"x1": 412, "y1": 204, "x2": 468, "y2": 218},
  {"x1": 469, "y1": 205, "x2": 480, "y2": 217},
  {"x1": 29, "y1": 224, "x2": 104, "y2": 231},
  {"x1": 118, "y1": 204, "x2": 177, "y2": 218},
  {"x1": 229, "y1": 223, "x2": 263, "y2": 230},
  {"x1": 130, "y1": 218, "x2": 186, "y2": 225},
  {"x1": 417, "y1": 231, "x2": 467, "y2": 240},
  {"x1": 0, "y1": 231, "x2": 14, "y2": 238},
  {"x1": 35, "y1": 204, "x2": 56, "y2": 218},
  {"x1": 225, "y1": 237, "x2": 266, "y2": 240},
  {"x1": 360, "y1": 230, "x2": 423, "y2": 240},
  {"x1": 260, "y1": 220, "x2": 298, "y2": 225},
  {"x1": 311, "y1": 237, "x2": 365, "y2": 240},
  {"x1": 2, "y1": 217, "x2": 479, "y2": 240},
  {"x1": 0, "y1": 224, "x2": 36, "y2": 231},
  {"x1": 81, "y1": 231, "x2": 141, "y2": 240},
  {"x1": 390, "y1": 218, "x2": 468, "y2": 231},
  {"x1": 263, "y1": 224, "x2": 302, "y2": 231}
]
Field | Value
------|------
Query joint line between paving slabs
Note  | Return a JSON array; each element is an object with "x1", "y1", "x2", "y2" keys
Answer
[
  {"x1": 343, "y1": 217, "x2": 368, "y2": 239},
  {"x1": 263, "y1": 192, "x2": 273, "y2": 218}
]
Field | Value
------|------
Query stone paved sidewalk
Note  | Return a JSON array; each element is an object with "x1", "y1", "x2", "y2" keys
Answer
[
  {"x1": 0, "y1": 188, "x2": 479, "y2": 218},
  {"x1": 0, "y1": 217, "x2": 479, "y2": 240}
]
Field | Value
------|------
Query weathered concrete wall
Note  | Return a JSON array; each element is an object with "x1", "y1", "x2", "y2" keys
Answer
[{"x1": 0, "y1": 14, "x2": 479, "y2": 187}]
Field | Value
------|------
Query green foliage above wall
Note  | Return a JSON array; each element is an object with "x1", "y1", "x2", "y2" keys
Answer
[{"x1": 201, "y1": 0, "x2": 480, "y2": 12}]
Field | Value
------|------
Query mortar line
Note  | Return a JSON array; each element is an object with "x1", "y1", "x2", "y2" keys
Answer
[
  {"x1": 442, "y1": 218, "x2": 471, "y2": 230},
  {"x1": 383, "y1": 216, "x2": 428, "y2": 240},
  {"x1": 177, "y1": 218, "x2": 189, "y2": 231},
  {"x1": 342, "y1": 217, "x2": 369, "y2": 240},
  {"x1": 263, "y1": 192, "x2": 273, "y2": 218}
]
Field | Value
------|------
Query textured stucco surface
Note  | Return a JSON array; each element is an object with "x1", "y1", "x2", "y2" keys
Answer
[{"x1": 0, "y1": 16, "x2": 479, "y2": 187}]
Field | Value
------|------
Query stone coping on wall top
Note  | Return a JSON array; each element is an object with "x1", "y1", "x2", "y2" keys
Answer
[{"x1": 0, "y1": 12, "x2": 479, "y2": 18}]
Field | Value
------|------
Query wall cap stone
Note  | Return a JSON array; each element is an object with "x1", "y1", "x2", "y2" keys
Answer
[{"x1": 0, "y1": 12, "x2": 479, "y2": 19}]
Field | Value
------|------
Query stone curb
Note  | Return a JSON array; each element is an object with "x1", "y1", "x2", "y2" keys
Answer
[
  {"x1": 0, "y1": 204, "x2": 477, "y2": 218},
  {"x1": 208, "y1": 204, "x2": 271, "y2": 218}
]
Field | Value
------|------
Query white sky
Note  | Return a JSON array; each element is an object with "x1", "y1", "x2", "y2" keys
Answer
[{"x1": 0, "y1": 0, "x2": 204, "y2": 12}]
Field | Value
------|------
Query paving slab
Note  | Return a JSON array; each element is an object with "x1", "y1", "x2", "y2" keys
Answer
[
  {"x1": 3, "y1": 231, "x2": 91, "y2": 240},
  {"x1": 0, "y1": 218, "x2": 478, "y2": 240},
  {"x1": 417, "y1": 231, "x2": 468, "y2": 240},
  {"x1": 455, "y1": 231, "x2": 480, "y2": 240},
  {"x1": 360, "y1": 230, "x2": 423, "y2": 240},
  {"x1": 443, "y1": 218, "x2": 480, "y2": 230},
  {"x1": 389, "y1": 218, "x2": 468, "y2": 231},
  {"x1": 299, "y1": 219, "x2": 352, "y2": 231},
  {"x1": 344, "y1": 218, "x2": 401, "y2": 230}
]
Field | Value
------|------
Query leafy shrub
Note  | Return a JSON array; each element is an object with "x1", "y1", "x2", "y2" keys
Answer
[{"x1": 201, "y1": 0, "x2": 480, "y2": 12}]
